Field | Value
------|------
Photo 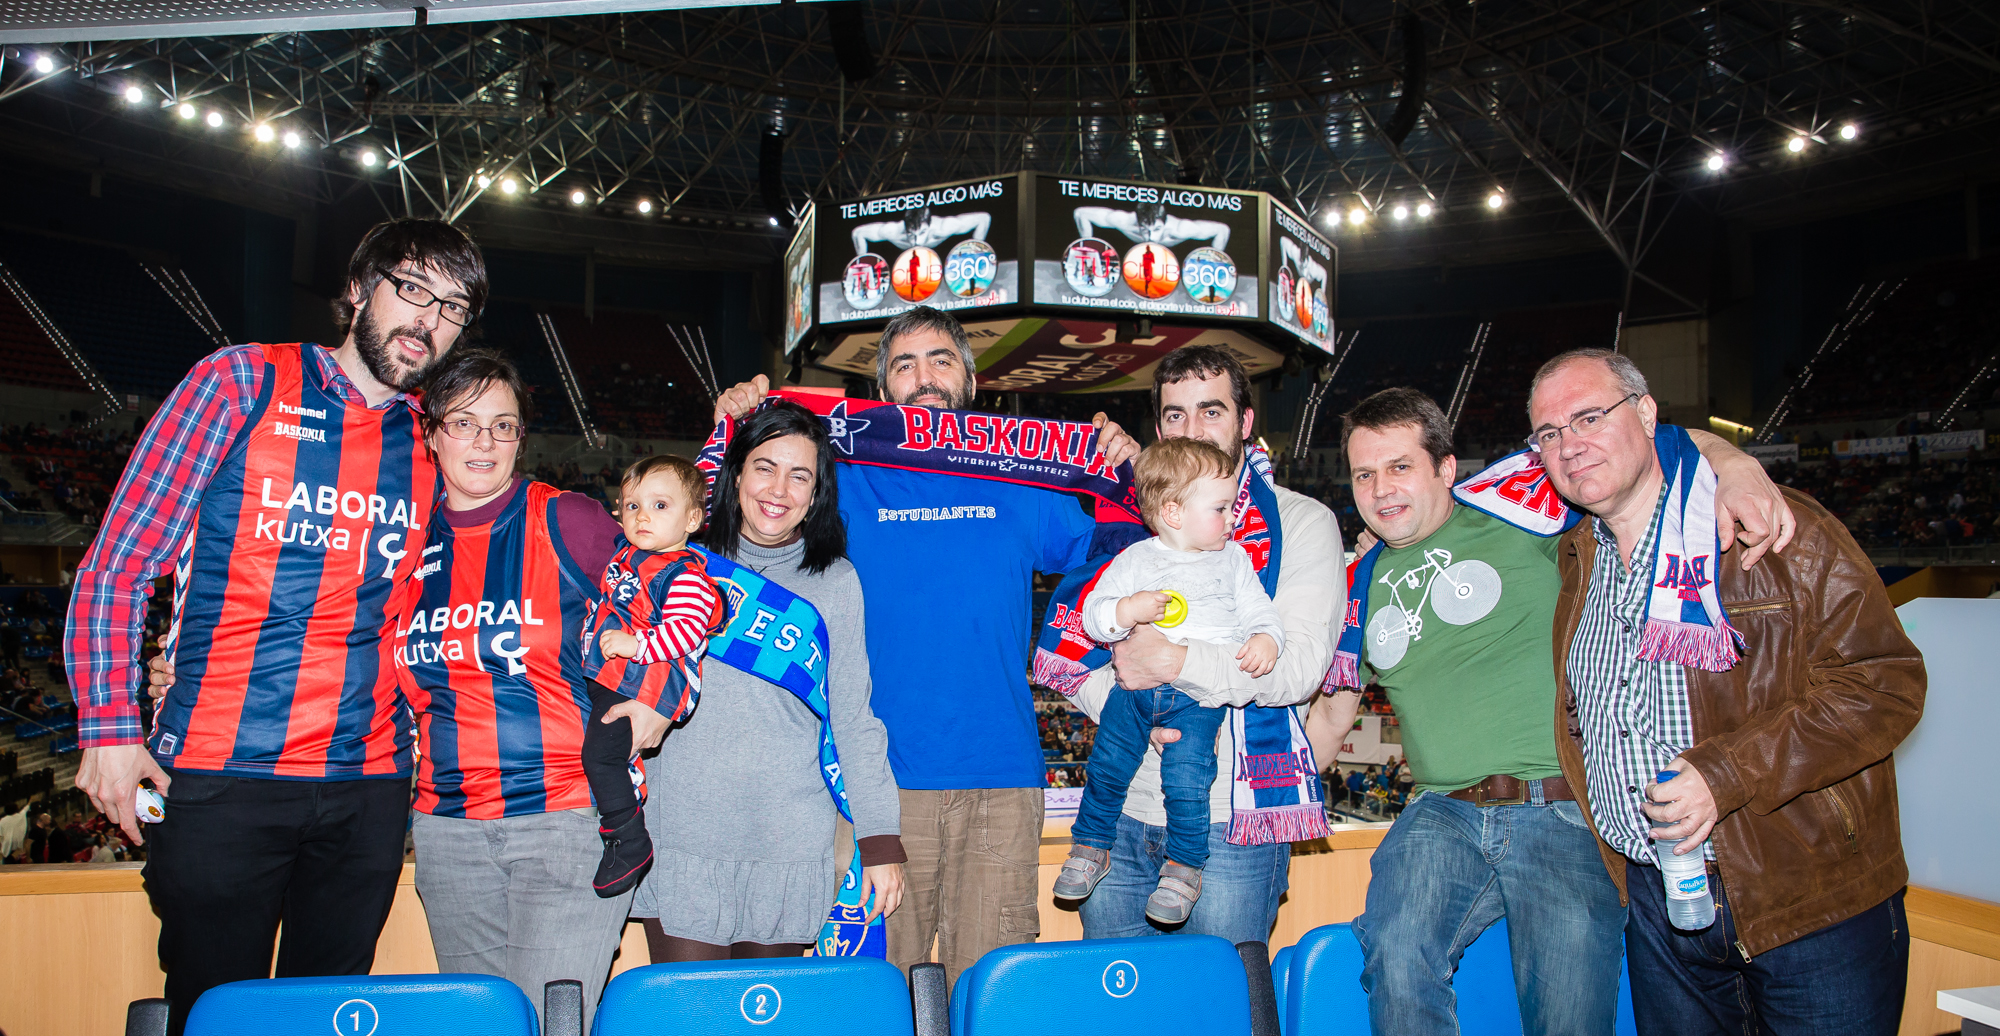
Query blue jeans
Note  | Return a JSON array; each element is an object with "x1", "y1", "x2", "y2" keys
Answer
[
  {"x1": 1070, "y1": 684, "x2": 1228, "y2": 868},
  {"x1": 1624, "y1": 860, "x2": 1907, "y2": 1035},
  {"x1": 1354, "y1": 790, "x2": 1628, "y2": 1036},
  {"x1": 1078, "y1": 813, "x2": 1290, "y2": 943}
]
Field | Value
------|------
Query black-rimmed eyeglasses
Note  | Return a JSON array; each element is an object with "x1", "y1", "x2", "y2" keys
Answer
[
  {"x1": 438, "y1": 418, "x2": 524, "y2": 442},
  {"x1": 377, "y1": 268, "x2": 477, "y2": 327},
  {"x1": 1526, "y1": 393, "x2": 1639, "y2": 452}
]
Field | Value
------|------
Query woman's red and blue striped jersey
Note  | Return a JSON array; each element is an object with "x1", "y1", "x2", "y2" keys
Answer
[
  {"x1": 152, "y1": 343, "x2": 432, "y2": 779},
  {"x1": 395, "y1": 480, "x2": 601, "y2": 819},
  {"x1": 582, "y1": 544, "x2": 727, "y2": 720}
]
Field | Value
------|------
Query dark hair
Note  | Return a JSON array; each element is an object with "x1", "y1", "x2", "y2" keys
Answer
[
  {"x1": 420, "y1": 348, "x2": 532, "y2": 436},
  {"x1": 333, "y1": 218, "x2": 489, "y2": 337},
  {"x1": 1341, "y1": 387, "x2": 1454, "y2": 470},
  {"x1": 875, "y1": 305, "x2": 976, "y2": 388},
  {"x1": 1152, "y1": 345, "x2": 1253, "y2": 431},
  {"x1": 622, "y1": 454, "x2": 705, "y2": 504},
  {"x1": 702, "y1": 401, "x2": 846, "y2": 575}
]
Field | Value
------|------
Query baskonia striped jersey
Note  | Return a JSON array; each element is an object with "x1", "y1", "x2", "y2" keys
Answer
[
  {"x1": 151, "y1": 343, "x2": 432, "y2": 779},
  {"x1": 582, "y1": 543, "x2": 727, "y2": 720},
  {"x1": 395, "y1": 480, "x2": 601, "y2": 818}
]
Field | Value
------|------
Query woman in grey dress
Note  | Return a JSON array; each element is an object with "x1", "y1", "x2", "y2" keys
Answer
[{"x1": 631, "y1": 400, "x2": 906, "y2": 960}]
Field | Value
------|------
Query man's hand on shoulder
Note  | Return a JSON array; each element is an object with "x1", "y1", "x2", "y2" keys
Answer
[
  {"x1": 712, "y1": 374, "x2": 771, "y2": 425},
  {"x1": 1089, "y1": 413, "x2": 1141, "y2": 469},
  {"x1": 1696, "y1": 430, "x2": 1797, "y2": 569}
]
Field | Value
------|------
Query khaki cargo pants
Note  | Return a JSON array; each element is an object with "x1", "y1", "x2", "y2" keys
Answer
[{"x1": 886, "y1": 787, "x2": 1044, "y2": 986}]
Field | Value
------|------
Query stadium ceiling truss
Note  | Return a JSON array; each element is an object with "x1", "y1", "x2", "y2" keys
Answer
[{"x1": 1, "y1": 0, "x2": 1998, "y2": 289}]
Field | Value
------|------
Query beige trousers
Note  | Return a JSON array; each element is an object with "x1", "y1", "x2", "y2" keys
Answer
[{"x1": 886, "y1": 787, "x2": 1045, "y2": 986}]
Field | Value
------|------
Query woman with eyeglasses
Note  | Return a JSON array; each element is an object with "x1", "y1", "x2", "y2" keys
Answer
[{"x1": 389, "y1": 348, "x2": 663, "y2": 1026}]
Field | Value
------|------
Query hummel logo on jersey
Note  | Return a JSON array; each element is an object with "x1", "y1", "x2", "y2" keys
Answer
[{"x1": 277, "y1": 401, "x2": 327, "y2": 421}]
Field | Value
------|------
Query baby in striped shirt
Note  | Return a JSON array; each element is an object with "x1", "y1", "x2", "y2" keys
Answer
[{"x1": 582, "y1": 455, "x2": 729, "y2": 898}]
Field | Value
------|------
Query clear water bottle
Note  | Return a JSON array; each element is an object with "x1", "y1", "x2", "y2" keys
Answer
[{"x1": 1653, "y1": 770, "x2": 1716, "y2": 931}]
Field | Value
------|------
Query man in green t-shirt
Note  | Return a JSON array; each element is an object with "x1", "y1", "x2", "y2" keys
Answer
[{"x1": 1304, "y1": 386, "x2": 1789, "y2": 1035}]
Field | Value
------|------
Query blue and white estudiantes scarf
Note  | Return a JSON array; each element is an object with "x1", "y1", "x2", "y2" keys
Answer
[
  {"x1": 692, "y1": 545, "x2": 885, "y2": 959},
  {"x1": 1332, "y1": 427, "x2": 1740, "y2": 678},
  {"x1": 1036, "y1": 447, "x2": 1330, "y2": 847}
]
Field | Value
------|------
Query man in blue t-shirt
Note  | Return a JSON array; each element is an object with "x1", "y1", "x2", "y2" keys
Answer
[{"x1": 710, "y1": 306, "x2": 1138, "y2": 983}]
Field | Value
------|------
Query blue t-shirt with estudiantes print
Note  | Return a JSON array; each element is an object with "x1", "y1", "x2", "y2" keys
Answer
[{"x1": 837, "y1": 465, "x2": 1095, "y2": 790}]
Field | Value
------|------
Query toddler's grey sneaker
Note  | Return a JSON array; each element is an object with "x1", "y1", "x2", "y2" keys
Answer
[
  {"x1": 1144, "y1": 861, "x2": 1203, "y2": 925},
  {"x1": 1052, "y1": 844, "x2": 1113, "y2": 902}
]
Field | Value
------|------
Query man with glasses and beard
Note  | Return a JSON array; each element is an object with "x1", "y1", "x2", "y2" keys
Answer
[
  {"x1": 66, "y1": 218, "x2": 485, "y2": 1035},
  {"x1": 709, "y1": 305, "x2": 1139, "y2": 984}
]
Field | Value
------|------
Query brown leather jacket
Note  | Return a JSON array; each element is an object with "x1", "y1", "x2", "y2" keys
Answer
[{"x1": 1551, "y1": 486, "x2": 1925, "y2": 958}]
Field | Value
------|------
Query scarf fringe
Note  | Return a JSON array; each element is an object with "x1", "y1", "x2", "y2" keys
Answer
[
  {"x1": 1636, "y1": 617, "x2": 1743, "y2": 671},
  {"x1": 1323, "y1": 650, "x2": 1360, "y2": 692},
  {"x1": 1031, "y1": 647, "x2": 1092, "y2": 699},
  {"x1": 1226, "y1": 804, "x2": 1330, "y2": 846}
]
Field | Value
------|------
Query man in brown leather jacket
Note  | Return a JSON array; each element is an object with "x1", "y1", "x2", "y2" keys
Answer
[{"x1": 1530, "y1": 348, "x2": 1925, "y2": 1036}]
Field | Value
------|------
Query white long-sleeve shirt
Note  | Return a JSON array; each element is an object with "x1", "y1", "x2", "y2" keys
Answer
[
  {"x1": 1071, "y1": 482, "x2": 1344, "y2": 826},
  {"x1": 1081, "y1": 538, "x2": 1285, "y2": 708}
]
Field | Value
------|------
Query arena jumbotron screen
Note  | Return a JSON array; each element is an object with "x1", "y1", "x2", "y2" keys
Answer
[{"x1": 788, "y1": 172, "x2": 1337, "y2": 391}]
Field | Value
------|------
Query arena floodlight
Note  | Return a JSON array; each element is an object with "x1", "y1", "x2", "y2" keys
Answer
[
  {"x1": 1787, "y1": 135, "x2": 1807, "y2": 153},
  {"x1": 1347, "y1": 207, "x2": 1367, "y2": 225},
  {"x1": 282, "y1": 131, "x2": 300, "y2": 148},
  {"x1": 1706, "y1": 153, "x2": 1726, "y2": 172},
  {"x1": 360, "y1": 149, "x2": 377, "y2": 166},
  {"x1": 177, "y1": 102, "x2": 196, "y2": 119},
  {"x1": 1486, "y1": 191, "x2": 1505, "y2": 210},
  {"x1": 253, "y1": 124, "x2": 274, "y2": 142},
  {"x1": 204, "y1": 111, "x2": 223, "y2": 128},
  {"x1": 569, "y1": 189, "x2": 587, "y2": 205},
  {"x1": 637, "y1": 199, "x2": 653, "y2": 214},
  {"x1": 769, "y1": 216, "x2": 779, "y2": 226},
  {"x1": 1840, "y1": 123, "x2": 1859, "y2": 141},
  {"x1": 476, "y1": 175, "x2": 491, "y2": 189},
  {"x1": 1392, "y1": 204, "x2": 1409, "y2": 221},
  {"x1": 123, "y1": 85, "x2": 145, "y2": 104},
  {"x1": 1416, "y1": 202, "x2": 1434, "y2": 218},
  {"x1": 500, "y1": 178, "x2": 518, "y2": 195},
  {"x1": 33, "y1": 54, "x2": 54, "y2": 74}
]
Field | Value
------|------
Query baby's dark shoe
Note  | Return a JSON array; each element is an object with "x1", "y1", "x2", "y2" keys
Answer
[{"x1": 593, "y1": 809, "x2": 653, "y2": 898}]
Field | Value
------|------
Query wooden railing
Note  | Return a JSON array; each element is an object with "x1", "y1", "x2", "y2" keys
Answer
[{"x1": 2, "y1": 826, "x2": 1992, "y2": 1036}]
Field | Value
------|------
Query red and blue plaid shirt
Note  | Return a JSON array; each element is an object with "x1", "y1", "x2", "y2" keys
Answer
[{"x1": 64, "y1": 344, "x2": 424, "y2": 748}]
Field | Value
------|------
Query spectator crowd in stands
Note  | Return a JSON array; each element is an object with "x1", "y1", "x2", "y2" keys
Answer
[{"x1": 2, "y1": 422, "x2": 138, "y2": 526}]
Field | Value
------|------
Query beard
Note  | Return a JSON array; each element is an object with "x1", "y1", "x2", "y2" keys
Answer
[
  {"x1": 891, "y1": 376, "x2": 974, "y2": 410},
  {"x1": 351, "y1": 302, "x2": 440, "y2": 392}
]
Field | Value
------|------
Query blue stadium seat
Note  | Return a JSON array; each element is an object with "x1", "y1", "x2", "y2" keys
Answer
[
  {"x1": 951, "y1": 935, "x2": 1252, "y2": 1036},
  {"x1": 180, "y1": 974, "x2": 537, "y2": 1036},
  {"x1": 592, "y1": 957, "x2": 915, "y2": 1036},
  {"x1": 1282, "y1": 923, "x2": 1367, "y2": 1035},
  {"x1": 1271, "y1": 944, "x2": 1295, "y2": 1035},
  {"x1": 1283, "y1": 920, "x2": 1638, "y2": 1036}
]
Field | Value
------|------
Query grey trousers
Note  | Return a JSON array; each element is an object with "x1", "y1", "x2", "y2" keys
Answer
[{"x1": 411, "y1": 808, "x2": 634, "y2": 1026}]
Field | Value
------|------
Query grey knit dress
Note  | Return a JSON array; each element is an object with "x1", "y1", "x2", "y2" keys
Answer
[{"x1": 628, "y1": 537, "x2": 900, "y2": 945}]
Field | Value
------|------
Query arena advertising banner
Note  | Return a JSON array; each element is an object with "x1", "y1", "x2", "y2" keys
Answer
[
  {"x1": 1743, "y1": 443, "x2": 1800, "y2": 466},
  {"x1": 1031, "y1": 176, "x2": 1261, "y2": 320},
  {"x1": 817, "y1": 317, "x2": 1283, "y2": 394},
  {"x1": 782, "y1": 204, "x2": 815, "y2": 355},
  {"x1": 816, "y1": 174, "x2": 1019, "y2": 325},
  {"x1": 1833, "y1": 429, "x2": 1985, "y2": 458},
  {"x1": 1267, "y1": 200, "x2": 1336, "y2": 354}
]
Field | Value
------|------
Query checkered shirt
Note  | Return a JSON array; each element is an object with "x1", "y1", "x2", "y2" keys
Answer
[
  {"x1": 64, "y1": 344, "x2": 420, "y2": 747},
  {"x1": 1565, "y1": 484, "x2": 1714, "y2": 866}
]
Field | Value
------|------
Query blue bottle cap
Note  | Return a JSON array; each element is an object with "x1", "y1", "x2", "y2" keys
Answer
[{"x1": 1656, "y1": 770, "x2": 1680, "y2": 783}]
